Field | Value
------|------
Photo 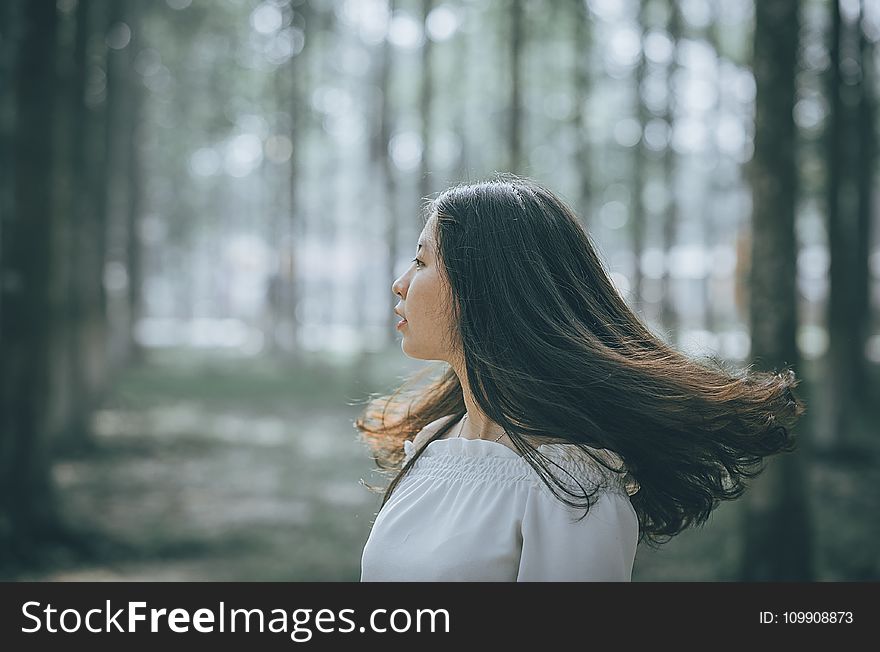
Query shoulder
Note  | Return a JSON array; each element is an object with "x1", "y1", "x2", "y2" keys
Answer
[
  {"x1": 535, "y1": 444, "x2": 641, "y2": 497},
  {"x1": 412, "y1": 414, "x2": 458, "y2": 452}
]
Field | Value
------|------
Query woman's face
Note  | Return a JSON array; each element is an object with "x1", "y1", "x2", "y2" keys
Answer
[{"x1": 391, "y1": 217, "x2": 456, "y2": 362}]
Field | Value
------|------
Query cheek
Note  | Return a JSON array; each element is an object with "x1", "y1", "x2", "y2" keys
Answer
[
  {"x1": 411, "y1": 272, "x2": 450, "y2": 321},
  {"x1": 424, "y1": 287, "x2": 452, "y2": 326}
]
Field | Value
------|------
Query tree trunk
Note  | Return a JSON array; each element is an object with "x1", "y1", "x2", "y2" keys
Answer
[
  {"x1": 103, "y1": 0, "x2": 134, "y2": 374},
  {"x1": 0, "y1": 0, "x2": 16, "y2": 245},
  {"x1": 825, "y1": 0, "x2": 851, "y2": 446},
  {"x1": 50, "y1": 0, "x2": 85, "y2": 455},
  {"x1": 1, "y1": 0, "x2": 61, "y2": 559},
  {"x1": 508, "y1": 0, "x2": 523, "y2": 173},
  {"x1": 282, "y1": 3, "x2": 309, "y2": 361},
  {"x1": 379, "y1": 0, "x2": 400, "y2": 342},
  {"x1": 740, "y1": 0, "x2": 813, "y2": 581},
  {"x1": 825, "y1": 0, "x2": 874, "y2": 447},
  {"x1": 0, "y1": 0, "x2": 21, "y2": 529},
  {"x1": 660, "y1": 1, "x2": 680, "y2": 333},
  {"x1": 418, "y1": 0, "x2": 434, "y2": 203},
  {"x1": 452, "y1": 18, "x2": 470, "y2": 182},
  {"x1": 630, "y1": 0, "x2": 648, "y2": 312},
  {"x1": 125, "y1": 0, "x2": 146, "y2": 365},
  {"x1": 853, "y1": 1, "x2": 875, "y2": 407},
  {"x1": 80, "y1": 0, "x2": 112, "y2": 440},
  {"x1": 571, "y1": 0, "x2": 592, "y2": 228},
  {"x1": 702, "y1": 3, "x2": 723, "y2": 334},
  {"x1": 50, "y1": 0, "x2": 73, "y2": 449}
]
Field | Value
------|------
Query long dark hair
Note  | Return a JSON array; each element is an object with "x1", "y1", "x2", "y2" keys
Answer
[{"x1": 355, "y1": 174, "x2": 805, "y2": 548}]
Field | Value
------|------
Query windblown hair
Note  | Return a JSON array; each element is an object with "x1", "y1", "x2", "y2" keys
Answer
[{"x1": 355, "y1": 174, "x2": 805, "y2": 548}]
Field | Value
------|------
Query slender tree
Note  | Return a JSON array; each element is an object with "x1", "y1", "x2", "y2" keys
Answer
[
  {"x1": 702, "y1": 0, "x2": 723, "y2": 333},
  {"x1": 268, "y1": 3, "x2": 308, "y2": 359},
  {"x1": 631, "y1": 0, "x2": 649, "y2": 312},
  {"x1": 288, "y1": 3, "x2": 310, "y2": 359},
  {"x1": 508, "y1": 0, "x2": 523, "y2": 173},
  {"x1": 61, "y1": 0, "x2": 114, "y2": 452},
  {"x1": 82, "y1": 0, "x2": 112, "y2": 413},
  {"x1": 571, "y1": 0, "x2": 593, "y2": 228},
  {"x1": 103, "y1": 0, "x2": 135, "y2": 372},
  {"x1": 125, "y1": 0, "x2": 146, "y2": 365},
  {"x1": 377, "y1": 0, "x2": 400, "y2": 341},
  {"x1": 52, "y1": 0, "x2": 92, "y2": 454},
  {"x1": 741, "y1": 0, "x2": 813, "y2": 581},
  {"x1": 452, "y1": 10, "x2": 470, "y2": 182},
  {"x1": 418, "y1": 0, "x2": 434, "y2": 203},
  {"x1": 825, "y1": 0, "x2": 849, "y2": 444},
  {"x1": 48, "y1": 0, "x2": 77, "y2": 454},
  {"x1": 854, "y1": 0, "x2": 876, "y2": 407},
  {"x1": 0, "y1": 0, "x2": 16, "y2": 250},
  {"x1": 0, "y1": 0, "x2": 62, "y2": 561},
  {"x1": 825, "y1": 0, "x2": 875, "y2": 445},
  {"x1": 660, "y1": 1, "x2": 681, "y2": 332}
]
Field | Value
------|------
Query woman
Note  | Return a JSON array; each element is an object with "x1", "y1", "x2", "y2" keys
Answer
[{"x1": 356, "y1": 174, "x2": 804, "y2": 581}]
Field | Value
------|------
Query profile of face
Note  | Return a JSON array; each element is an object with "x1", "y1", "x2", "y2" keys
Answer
[{"x1": 391, "y1": 215, "x2": 458, "y2": 363}]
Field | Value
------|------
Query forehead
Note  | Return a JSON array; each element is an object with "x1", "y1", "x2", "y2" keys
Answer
[{"x1": 417, "y1": 227, "x2": 434, "y2": 251}]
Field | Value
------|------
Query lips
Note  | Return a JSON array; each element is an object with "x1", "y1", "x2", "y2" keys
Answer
[
  {"x1": 393, "y1": 304, "x2": 408, "y2": 330},
  {"x1": 394, "y1": 309, "x2": 407, "y2": 329}
]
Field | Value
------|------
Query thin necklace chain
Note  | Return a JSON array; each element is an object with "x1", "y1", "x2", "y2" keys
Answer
[{"x1": 457, "y1": 413, "x2": 504, "y2": 443}]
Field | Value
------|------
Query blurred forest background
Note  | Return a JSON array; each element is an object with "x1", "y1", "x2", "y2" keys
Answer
[{"x1": 1, "y1": 0, "x2": 878, "y2": 581}]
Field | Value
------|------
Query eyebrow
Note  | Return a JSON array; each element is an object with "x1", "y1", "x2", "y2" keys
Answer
[{"x1": 417, "y1": 240, "x2": 431, "y2": 253}]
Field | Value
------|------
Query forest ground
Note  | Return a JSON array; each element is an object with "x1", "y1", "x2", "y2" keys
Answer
[{"x1": 5, "y1": 346, "x2": 878, "y2": 581}]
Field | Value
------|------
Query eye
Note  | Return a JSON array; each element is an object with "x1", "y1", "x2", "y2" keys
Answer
[{"x1": 411, "y1": 257, "x2": 424, "y2": 268}]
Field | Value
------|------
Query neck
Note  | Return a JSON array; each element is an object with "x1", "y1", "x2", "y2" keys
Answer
[{"x1": 451, "y1": 360, "x2": 506, "y2": 441}]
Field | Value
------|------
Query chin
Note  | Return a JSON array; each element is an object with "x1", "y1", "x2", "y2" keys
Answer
[
  {"x1": 401, "y1": 343, "x2": 422, "y2": 360},
  {"x1": 401, "y1": 341, "x2": 431, "y2": 362}
]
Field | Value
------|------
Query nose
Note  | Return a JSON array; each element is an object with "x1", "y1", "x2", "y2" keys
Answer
[
  {"x1": 392, "y1": 273, "x2": 406, "y2": 298},
  {"x1": 391, "y1": 270, "x2": 409, "y2": 299}
]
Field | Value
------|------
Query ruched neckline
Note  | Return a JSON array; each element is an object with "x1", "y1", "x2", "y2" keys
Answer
[
  {"x1": 404, "y1": 436, "x2": 538, "y2": 459},
  {"x1": 402, "y1": 437, "x2": 640, "y2": 496}
]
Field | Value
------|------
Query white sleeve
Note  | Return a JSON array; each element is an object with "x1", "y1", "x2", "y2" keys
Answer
[{"x1": 516, "y1": 485, "x2": 638, "y2": 581}]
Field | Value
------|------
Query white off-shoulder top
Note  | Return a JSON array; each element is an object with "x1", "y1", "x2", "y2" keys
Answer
[{"x1": 360, "y1": 436, "x2": 640, "y2": 582}]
